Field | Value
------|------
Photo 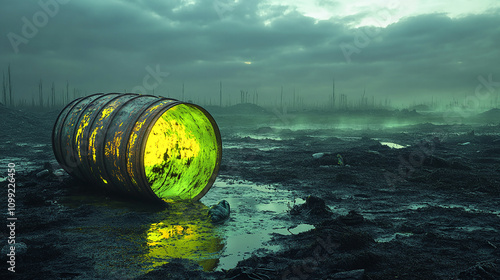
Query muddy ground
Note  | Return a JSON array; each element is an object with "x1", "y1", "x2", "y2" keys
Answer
[{"x1": 1, "y1": 103, "x2": 500, "y2": 280}]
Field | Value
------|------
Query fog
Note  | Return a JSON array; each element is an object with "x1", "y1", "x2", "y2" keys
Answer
[{"x1": 1, "y1": 0, "x2": 499, "y2": 110}]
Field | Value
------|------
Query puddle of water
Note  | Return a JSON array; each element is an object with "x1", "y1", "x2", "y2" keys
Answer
[
  {"x1": 219, "y1": 223, "x2": 315, "y2": 268},
  {"x1": 140, "y1": 202, "x2": 223, "y2": 272},
  {"x1": 405, "y1": 202, "x2": 500, "y2": 216},
  {"x1": 405, "y1": 203, "x2": 429, "y2": 210},
  {"x1": 274, "y1": 224, "x2": 315, "y2": 235},
  {"x1": 258, "y1": 146, "x2": 281, "y2": 151},
  {"x1": 61, "y1": 196, "x2": 223, "y2": 275},
  {"x1": 60, "y1": 178, "x2": 312, "y2": 274},
  {"x1": 0, "y1": 157, "x2": 41, "y2": 173},
  {"x1": 219, "y1": 232, "x2": 281, "y2": 269},
  {"x1": 375, "y1": 232, "x2": 414, "y2": 243},
  {"x1": 456, "y1": 226, "x2": 498, "y2": 232},
  {"x1": 224, "y1": 144, "x2": 281, "y2": 151},
  {"x1": 236, "y1": 134, "x2": 284, "y2": 141},
  {"x1": 15, "y1": 143, "x2": 29, "y2": 147},
  {"x1": 337, "y1": 136, "x2": 362, "y2": 141},
  {"x1": 380, "y1": 141, "x2": 408, "y2": 149},
  {"x1": 200, "y1": 179, "x2": 313, "y2": 271},
  {"x1": 30, "y1": 143, "x2": 48, "y2": 148}
]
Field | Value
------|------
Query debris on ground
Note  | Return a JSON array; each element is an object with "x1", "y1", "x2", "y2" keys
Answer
[
  {"x1": 208, "y1": 200, "x2": 231, "y2": 224},
  {"x1": 290, "y1": 195, "x2": 333, "y2": 218}
]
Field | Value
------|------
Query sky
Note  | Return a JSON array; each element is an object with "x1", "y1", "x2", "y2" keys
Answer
[{"x1": 1, "y1": 0, "x2": 499, "y2": 108}]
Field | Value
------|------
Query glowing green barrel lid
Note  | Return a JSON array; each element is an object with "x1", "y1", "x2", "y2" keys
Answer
[{"x1": 143, "y1": 104, "x2": 220, "y2": 201}]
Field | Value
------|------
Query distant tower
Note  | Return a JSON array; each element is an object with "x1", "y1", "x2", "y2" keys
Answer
[
  {"x1": 219, "y1": 81, "x2": 222, "y2": 107},
  {"x1": 332, "y1": 77, "x2": 335, "y2": 109},
  {"x1": 280, "y1": 85, "x2": 283, "y2": 110},
  {"x1": 362, "y1": 86, "x2": 366, "y2": 107},
  {"x1": 293, "y1": 87, "x2": 296, "y2": 109}
]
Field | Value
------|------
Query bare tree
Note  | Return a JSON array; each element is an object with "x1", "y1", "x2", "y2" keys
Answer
[
  {"x1": 39, "y1": 79, "x2": 43, "y2": 108},
  {"x1": 2, "y1": 71, "x2": 6, "y2": 105},
  {"x1": 51, "y1": 82, "x2": 55, "y2": 107},
  {"x1": 8, "y1": 64, "x2": 12, "y2": 106},
  {"x1": 280, "y1": 85, "x2": 283, "y2": 109},
  {"x1": 332, "y1": 76, "x2": 335, "y2": 110},
  {"x1": 66, "y1": 80, "x2": 69, "y2": 104},
  {"x1": 182, "y1": 82, "x2": 185, "y2": 101}
]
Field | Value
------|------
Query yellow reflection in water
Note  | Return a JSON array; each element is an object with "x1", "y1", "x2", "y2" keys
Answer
[{"x1": 142, "y1": 202, "x2": 224, "y2": 272}]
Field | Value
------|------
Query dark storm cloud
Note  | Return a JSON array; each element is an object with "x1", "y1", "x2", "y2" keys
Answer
[
  {"x1": 0, "y1": 0, "x2": 499, "y2": 105},
  {"x1": 339, "y1": 11, "x2": 500, "y2": 99}
]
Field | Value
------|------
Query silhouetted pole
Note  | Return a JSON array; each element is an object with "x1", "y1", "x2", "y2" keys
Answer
[
  {"x1": 219, "y1": 81, "x2": 222, "y2": 107},
  {"x1": 293, "y1": 87, "x2": 296, "y2": 109},
  {"x1": 39, "y1": 79, "x2": 43, "y2": 108},
  {"x1": 2, "y1": 72, "x2": 6, "y2": 105},
  {"x1": 66, "y1": 81, "x2": 69, "y2": 104},
  {"x1": 51, "y1": 82, "x2": 55, "y2": 107},
  {"x1": 332, "y1": 77, "x2": 335, "y2": 110},
  {"x1": 8, "y1": 64, "x2": 12, "y2": 106},
  {"x1": 280, "y1": 85, "x2": 283, "y2": 110}
]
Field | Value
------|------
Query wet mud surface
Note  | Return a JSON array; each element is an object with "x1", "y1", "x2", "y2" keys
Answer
[{"x1": 1, "y1": 104, "x2": 500, "y2": 279}]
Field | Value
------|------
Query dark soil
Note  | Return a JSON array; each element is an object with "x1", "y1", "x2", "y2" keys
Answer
[{"x1": 1, "y1": 103, "x2": 500, "y2": 280}]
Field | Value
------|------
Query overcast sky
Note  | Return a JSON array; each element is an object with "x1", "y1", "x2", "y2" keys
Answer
[{"x1": 1, "y1": 0, "x2": 499, "y2": 107}]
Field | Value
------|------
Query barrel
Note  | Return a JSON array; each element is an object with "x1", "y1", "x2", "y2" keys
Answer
[{"x1": 51, "y1": 93, "x2": 222, "y2": 202}]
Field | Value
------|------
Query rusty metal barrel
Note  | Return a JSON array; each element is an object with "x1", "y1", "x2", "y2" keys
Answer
[{"x1": 52, "y1": 93, "x2": 222, "y2": 202}]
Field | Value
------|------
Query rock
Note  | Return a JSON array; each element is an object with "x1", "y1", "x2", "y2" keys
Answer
[
  {"x1": 36, "y1": 169, "x2": 50, "y2": 178},
  {"x1": 43, "y1": 162, "x2": 53, "y2": 171},
  {"x1": 329, "y1": 269, "x2": 365, "y2": 280},
  {"x1": 339, "y1": 210, "x2": 364, "y2": 226},
  {"x1": 290, "y1": 195, "x2": 332, "y2": 217},
  {"x1": 339, "y1": 231, "x2": 374, "y2": 250},
  {"x1": 255, "y1": 126, "x2": 274, "y2": 134},
  {"x1": 313, "y1": 153, "x2": 340, "y2": 166},
  {"x1": 53, "y1": 169, "x2": 66, "y2": 177},
  {"x1": 208, "y1": 200, "x2": 230, "y2": 224},
  {"x1": 423, "y1": 155, "x2": 449, "y2": 168},
  {"x1": 136, "y1": 258, "x2": 224, "y2": 280},
  {"x1": 313, "y1": 152, "x2": 326, "y2": 159},
  {"x1": 455, "y1": 260, "x2": 500, "y2": 280}
]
